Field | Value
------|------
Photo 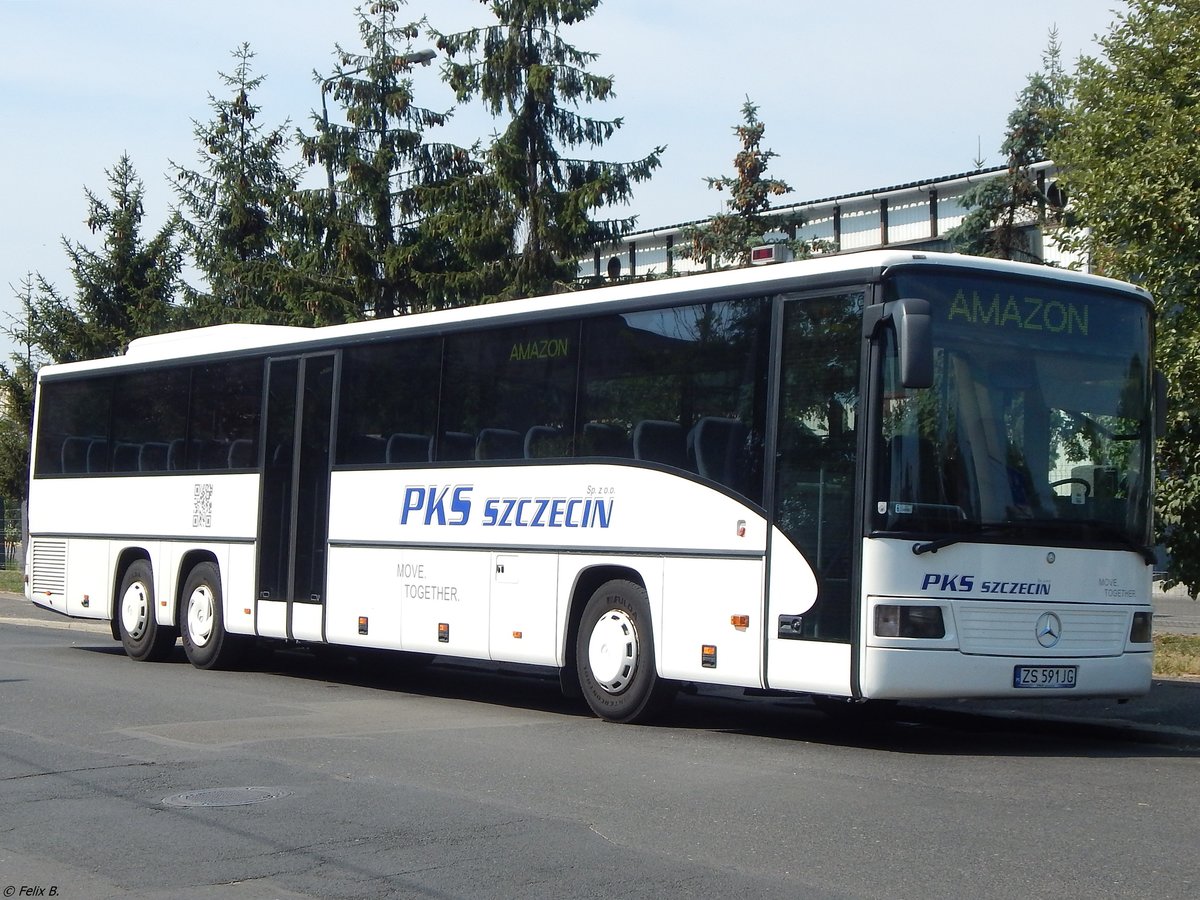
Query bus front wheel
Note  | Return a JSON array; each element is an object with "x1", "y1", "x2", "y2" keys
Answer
[
  {"x1": 117, "y1": 559, "x2": 176, "y2": 662},
  {"x1": 575, "y1": 579, "x2": 672, "y2": 724},
  {"x1": 180, "y1": 562, "x2": 244, "y2": 670}
]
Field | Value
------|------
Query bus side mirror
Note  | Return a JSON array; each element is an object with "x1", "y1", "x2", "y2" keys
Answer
[
  {"x1": 1155, "y1": 369, "x2": 1168, "y2": 438},
  {"x1": 885, "y1": 297, "x2": 933, "y2": 389}
]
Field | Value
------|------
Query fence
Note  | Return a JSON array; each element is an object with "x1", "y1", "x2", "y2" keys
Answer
[{"x1": 3, "y1": 503, "x2": 23, "y2": 571}]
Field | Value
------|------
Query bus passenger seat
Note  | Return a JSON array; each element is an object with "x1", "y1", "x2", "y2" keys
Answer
[
  {"x1": 342, "y1": 434, "x2": 386, "y2": 464},
  {"x1": 524, "y1": 425, "x2": 564, "y2": 459},
  {"x1": 167, "y1": 439, "x2": 188, "y2": 471},
  {"x1": 199, "y1": 440, "x2": 229, "y2": 469},
  {"x1": 581, "y1": 422, "x2": 630, "y2": 458},
  {"x1": 227, "y1": 438, "x2": 256, "y2": 469},
  {"x1": 61, "y1": 436, "x2": 91, "y2": 474},
  {"x1": 633, "y1": 420, "x2": 689, "y2": 470},
  {"x1": 476, "y1": 428, "x2": 523, "y2": 460},
  {"x1": 112, "y1": 442, "x2": 142, "y2": 472},
  {"x1": 689, "y1": 417, "x2": 748, "y2": 487},
  {"x1": 437, "y1": 431, "x2": 476, "y2": 461},
  {"x1": 138, "y1": 442, "x2": 169, "y2": 472},
  {"x1": 86, "y1": 439, "x2": 110, "y2": 473},
  {"x1": 386, "y1": 433, "x2": 432, "y2": 464}
]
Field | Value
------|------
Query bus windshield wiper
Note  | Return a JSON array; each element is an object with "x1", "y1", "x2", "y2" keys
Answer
[
  {"x1": 913, "y1": 519, "x2": 1155, "y2": 563},
  {"x1": 911, "y1": 521, "x2": 1062, "y2": 555},
  {"x1": 911, "y1": 524, "x2": 998, "y2": 555},
  {"x1": 912, "y1": 534, "x2": 964, "y2": 555}
]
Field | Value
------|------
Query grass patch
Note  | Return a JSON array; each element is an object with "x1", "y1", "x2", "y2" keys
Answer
[
  {"x1": 1154, "y1": 634, "x2": 1200, "y2": 677},
  {"x1": 0, "y1": 568, "x2": 23, "y2": 594}
]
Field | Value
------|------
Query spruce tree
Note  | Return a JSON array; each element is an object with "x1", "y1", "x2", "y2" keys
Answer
[
  {"x1": 172, "y1": 44, "x2": 303, "y2": 326},
  {"x1": 28, "y1": 154, "x2": 182, "y2": 363},
  {"x1": 681, "y1": 98, "x2": 821, "y2": 269},
  {"x1": 296, "y1": 0, "x2": 469, "y2": 320},
  {"x1": 433, "y1": 0, "x2": 663, "y2": 299},
  {"x1": 951, "y1": 30, "x2": 1070, "y2": 261}
]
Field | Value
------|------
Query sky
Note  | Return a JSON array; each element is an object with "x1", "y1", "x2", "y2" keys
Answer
[{"x1": 0, "y1": 0, "x2": 1124, "y2": 357}]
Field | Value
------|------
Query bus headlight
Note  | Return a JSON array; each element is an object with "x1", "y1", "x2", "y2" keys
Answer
[
  {"x1": 874, "y1": 604, "x2": 946, "y2": 639},
  {"x1": 1130, "y1": 611, "x2": 1153, "y2": 644}
]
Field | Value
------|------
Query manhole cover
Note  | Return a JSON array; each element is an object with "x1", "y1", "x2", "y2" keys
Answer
[{"x1": 163, "y1": 787, "x2": 291, "y2": 808}]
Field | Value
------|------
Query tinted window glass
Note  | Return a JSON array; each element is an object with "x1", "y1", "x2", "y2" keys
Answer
[
  {"x1": 34, "y1": 378, "x2": 113, "y2": 475},
  {"x1": 580, "y1": 298, "x2": 771, "y2": 503},
  {"x1": 774, "y1": 291, "x2": 864, "y2": 641},
  {"x1": 186, "y1": 359, "x2": 264, "y2": 470},
  {"x1": 111, "y1": 369, "x2": 190, "y2": 472},
  {"x1": 336, "y1": 338, "x2": 442, "y2": 465},
  {"x1": 441, "y1": 323, "x2": 579, "y2": 461},
  {"x1": 35, "y1": 358, "x2": 264, "y2": 476}
]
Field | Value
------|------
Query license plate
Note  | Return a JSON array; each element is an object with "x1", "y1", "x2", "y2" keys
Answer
[{"x1": 1013, "y1": 665, "x2": 1078, "y2": 689}]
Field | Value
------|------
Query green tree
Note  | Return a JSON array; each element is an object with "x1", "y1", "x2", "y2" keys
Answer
[
  {"x1": 172, "y1": 44, "x2": 303, "y2": 326},
  {"x1": 681, "y1": 97, "x2": 821, "y2": 269},
  {"x1": 296, "y1": 0, "x2": 469, "y2": 320},
  {"x1": 0, "y1": 277, "x2": 46, "y2": 506},
  {"x1": 433, "y1": 0, "x2": 663, "y2": 299},
  {"x1": 28, "y1": 154, "x2": 182, "y2": 363},
  {"x1": 1051, "y1": 0, "x2": 1200, "y2": 593},
  {"x1": 951, "y1": 30, "x2": 1070, "y2": 261}
]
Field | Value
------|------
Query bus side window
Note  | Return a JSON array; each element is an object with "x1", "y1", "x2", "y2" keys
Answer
[{"x1": 337, "y1": 338, "x2": 441, "y2": 467}]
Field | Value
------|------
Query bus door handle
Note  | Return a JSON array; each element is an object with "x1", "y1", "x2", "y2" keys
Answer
[{"x1": 778, "y1": 615, "x2": 804, "y2": 640}]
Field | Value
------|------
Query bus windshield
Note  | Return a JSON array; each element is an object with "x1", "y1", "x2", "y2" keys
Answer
[{"x1": 874, "y1": 269, "x2": 1154, "y2": 555}]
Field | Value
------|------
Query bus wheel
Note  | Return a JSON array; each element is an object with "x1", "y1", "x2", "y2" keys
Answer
[
  {"x1": 575, "y1": 579, "x2": 671, "y2": 724},
  {"x1": 117, "y1": 559, "x2": 176, "y2": 662},
  {"x1": 180, "y1": 562, "x2": 243, "y2": 670}
]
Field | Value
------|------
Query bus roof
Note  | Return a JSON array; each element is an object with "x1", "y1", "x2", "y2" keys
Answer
[{"x1": 43, "y1": 250, "x2": 1151, "y2": 377}]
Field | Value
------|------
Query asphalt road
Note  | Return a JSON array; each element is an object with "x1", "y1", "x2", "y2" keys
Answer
[{"x1": 2, "y1": 594, "x2": 1199, "y2": 899}]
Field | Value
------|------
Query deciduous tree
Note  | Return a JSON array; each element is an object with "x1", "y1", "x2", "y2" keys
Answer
[{"x1": 1051, "y1": 0, "x2": 1200, "y2": 593}]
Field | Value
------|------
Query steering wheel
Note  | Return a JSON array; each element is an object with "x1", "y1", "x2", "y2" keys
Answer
[{"x1": 1050, "y1": 477, "x2": 1092, "y2": 496}]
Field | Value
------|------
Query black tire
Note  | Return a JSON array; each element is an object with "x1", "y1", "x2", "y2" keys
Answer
[
  {"x1": 180, "y1": 562, "x2": 245, "y2": 670},
  {"x1": 575, "y1": 579, "x2": 672, "y2": 723},
  {"x1": 116, "y1": 559, "x2": 176, "y2": 661}
]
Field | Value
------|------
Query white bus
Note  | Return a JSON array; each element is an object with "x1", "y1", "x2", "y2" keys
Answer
[{"x1": 25, "y1": 250, "x2": 1161, "y2": 722}]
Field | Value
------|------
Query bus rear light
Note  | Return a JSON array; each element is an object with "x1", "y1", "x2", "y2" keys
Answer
[
  {"x1": 1130, "y1": 611, "x2": 1153, "y2": 644},
  {"x1": 730, "y1": 615, "x2": 749, "y2": 629},
  {"x1": 358, "y1": 616, "x2": 369, "y2": 635},
  {"x1": 874, "y1": 604, "x2": 946, "y2": 639},
  {"x1": 701, "y1": 645, "x2": 717, "y2": 668}
]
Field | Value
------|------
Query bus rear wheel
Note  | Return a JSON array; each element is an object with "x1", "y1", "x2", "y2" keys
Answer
[
  {"x1": 575, "y1": 579, "x2": 672, "y2": 724},
  {"x1": 117, "y1": 560, "x2": 176, "y2": 662},
  {"x1": 180, "y1": 562, "x2": 244, "y2": 670}
]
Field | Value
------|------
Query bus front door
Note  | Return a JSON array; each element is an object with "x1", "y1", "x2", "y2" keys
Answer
[{"x1": 255, "y1": 353, "x2": 336, "y2": 642}]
